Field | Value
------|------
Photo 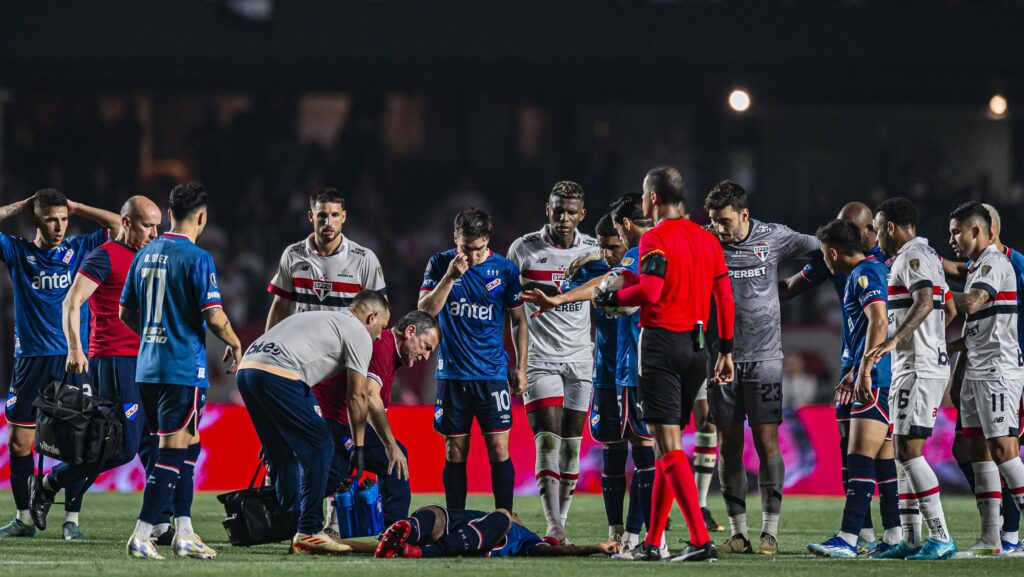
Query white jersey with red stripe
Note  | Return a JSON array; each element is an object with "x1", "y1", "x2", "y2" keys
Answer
[
  {"x1": 886, "y1": 237, "x2": 951, "y2": 380},
  {"x1": 267, "y1": 235, "x2": 386, "y2": 311},
  {"x1": 508, "y1": 226, "x2": 599, "y2": 363},
  {"x1": 964, "y1": 243, "x2": 1024, "y2": 381}
]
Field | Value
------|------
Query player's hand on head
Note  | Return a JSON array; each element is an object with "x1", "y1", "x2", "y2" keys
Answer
[
  {"x1": 19, "y1": 194, "x2": 36, "y2": 213},
  {"x1": 386, "y1": 443, "x2": 409, "y2": 481},
  {"x1": 65, "y1": 350, "x2": 89, "y2": 375}
]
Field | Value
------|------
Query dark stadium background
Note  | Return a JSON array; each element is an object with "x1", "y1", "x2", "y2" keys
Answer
[{"x1": 2, "y1": 0, "x2": 1023, "y2": 410}]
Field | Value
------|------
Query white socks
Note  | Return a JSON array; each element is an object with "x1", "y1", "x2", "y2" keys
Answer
[
  {"x1": 896, "y1": 464, "x2": 922, "y2": 546},
  {"x1": 902, "y1": 456, "x2": 950, "y2": 542},
  {"x1": 558, "y1": 436, "x2": 582, "y2": 527},
  {"x1": 997, "y1": 458, "x2": 1024, "y2": 511},
  {"x1": 693, "y1": 432, "x2": 717, "y2": 508},
  {"x1": 729, "y1": 512, "x2": 748, "y2": 539},
  {"x1": 133, "y1": 520, "x2": 155, "y2": 541},
  {"x1": 534, "y1": 432, "x2": 563, "y2": 531},
  {"x1": 175, "y1": 516, "x2": 194, "y2": 538},
  {"x1": 973, "y1": 460, "x2": 1002, "y2": 545}
]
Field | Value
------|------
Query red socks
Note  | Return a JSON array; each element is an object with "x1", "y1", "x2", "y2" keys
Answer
[{"x1": 643, "y1": 450, "x2": 710, "y2": 548}]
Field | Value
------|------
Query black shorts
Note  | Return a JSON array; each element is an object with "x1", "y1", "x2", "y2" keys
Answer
[
  {"x1": 140, "y1": 383, "x2": 206, "y2": 436},
  {"x1": 636, "y1": 327, "x2": 708, "y2": 426},
  {"x1": 5, "y1": 355, "x2": 87, "y2": 427},
  {"x1": 433, "y1": 379, "x2": 513, "y2": 436},
  {"x1": 707, "y1": 360, "x2": 784, "y2": 427}
]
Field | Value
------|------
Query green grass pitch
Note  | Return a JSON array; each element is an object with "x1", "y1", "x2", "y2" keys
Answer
[{"x1": 0, "y1": 491, "x2": 1021, "y2": 576}]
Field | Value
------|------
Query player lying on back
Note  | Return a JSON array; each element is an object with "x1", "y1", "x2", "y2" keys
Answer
[{"x1": 366, "y1": 505, "x2": 619, "y2": 558}]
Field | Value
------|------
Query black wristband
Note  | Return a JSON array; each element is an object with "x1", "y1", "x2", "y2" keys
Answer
[{"x1": 719, "y1": 338, "x2": 734, "y2": 354}]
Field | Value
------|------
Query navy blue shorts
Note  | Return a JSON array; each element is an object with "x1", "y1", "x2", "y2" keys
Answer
[
  {"x1": 90, "y1": 356, "x2": 147, "y2": 458},
  {"x1": 433, "y1": 379, "x2": 512, "y2": 436},
  {"x1": 850, "y1": 387, "x2": 892, "y2": 439},
  {"x1": 5, "y1": 355, "x2": 87, "y2": 427},
  {"x1": 139, "y1": 382, "x2": 206, "y2": 436},
  {"x1": 590, "y1": 385, "x2": 650, "y2": 444}
]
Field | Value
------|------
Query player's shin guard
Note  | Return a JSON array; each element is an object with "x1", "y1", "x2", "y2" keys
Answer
[
  {"x1": 643, "y1": 460, "x2": 674, "y2": 548},
  {"x1": 407, "y1": 508, "x2": 437, "y2": 545},
  {"x1": 443, "y1": 461, "x2": 468, "y2": 511},
  {"x1": 972, "y1": 460, "x2": 1002, "y2": 545},
  {"x1": 897, "y1": 463, "x2": 923, "y2": 547},
  {"x1": 839, "y1": 454, "x2": 876, "y2": 543},
  {"x1": 996, "y1": 458, "x2": 1024, "y2": 512},
  {"x1": 601, "y1": 446, "x2": 628, "y2": 528},
  {"x1": 490, "y1": 459, "x2": 515, "y2": 511},
  {"x1": 534, "y1": 432, "x2": 562, "y2": 531},
  {"x1": 876, "y1": 458, "x2": 901, "y2": 543},
  {"x1": 693, "y1": 433, "x2": 717, "y2": 508},
  {"x1": 139, "y1": 448, "x2": 186, "y2": 528},
  {"x1": 420, "y1": 511, "x2": 510, "y2": 558},
  {"x1": 718, "y1": 455, "x2": 748, "y2": 537},
  {"x1": 558, "y1": 437, "x2": 581, "y2": 527},
  {"x1": 903, "y1": 456, "x2": 949, "y2": 542},
  {"x1": 758, "y1": 453, "x2": 784, "y2": 538},
  {"x1": 662, "y1": 450, "x2": 710, "y2": 547},
  {"x1": 631, "y1": 445, "x2": 655, "y2": 534},
  {"x1": 10, "y1": 454, "x2": 34, "y2": 518}
]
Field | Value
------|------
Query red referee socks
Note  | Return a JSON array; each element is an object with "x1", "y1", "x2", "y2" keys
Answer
[{"x1": 643, "y1": 449, "x2": 710, "y2": 549}]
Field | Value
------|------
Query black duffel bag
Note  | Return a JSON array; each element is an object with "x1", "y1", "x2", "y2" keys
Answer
[
  {"x1": 33, "y1": 378, "x2": 123, "y2": 467},
  {"x1": 217, "y1": 458, "x2": 297, "y2": 546}
]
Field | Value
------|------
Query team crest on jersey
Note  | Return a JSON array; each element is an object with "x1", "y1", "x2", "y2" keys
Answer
[
  {"x1": 62, "y1": 248, "x2": 74, "y2": 264},
  {"x1": 857, "y1": 275, "x2": 869, "y2": 289},
  {"x1": 313, "y1": 280, "x2": 333, "y2": 301},
  {"x1": 752, "y1": 242, "x2": 770, "y2": 262},
  {"x1": 621, "y1": 257, "x2": 635, "y2": 267},
  {"x1": 909, "y1": 259, "x2": 920, "y2": 271},
  {"x1": 486, "y1": 278, "x2": 503, "y2": 292},
  {"x1": 552, "y1": 272, "x2": 566, "y2": 290},
  {"x1": 124, "y1": 403, "x2": 139, "y2": 421}
]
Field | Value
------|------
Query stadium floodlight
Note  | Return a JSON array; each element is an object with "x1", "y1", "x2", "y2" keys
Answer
[
  {"x1": 729, "y1": 89, "x2": 751, "y2": 113},
  {"x1": 989, "y1": 94, "x2": 1008, "y2": 118}
]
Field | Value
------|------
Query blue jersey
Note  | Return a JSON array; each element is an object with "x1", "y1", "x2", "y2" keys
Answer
[
  {"x1": 996, "y1": 247, "x2": 1024, "y2": 351},
  {"x1": 841, "y1": 256, "x2": 891, "y2": 388},
  {"x1": 561, "y1": 256, "x2": 616, "y2": 388},
  {"x1": 421, "y1": 250, "x2": 523, "y2": 381},
  {"x1": 803, "y1": 243, "x2": 887, "y2": 370},
  {"x1": 615, "y1": 247, "x2": 642, "y2": 387},
  {"x1": 121, "y1": 233, "x2": 222, "y2": 387},
  {"x1": 0, "y1": 229, "x2": 106, "y2": 357}
]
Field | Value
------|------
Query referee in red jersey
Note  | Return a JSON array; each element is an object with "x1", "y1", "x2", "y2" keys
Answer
[{"x1": 594, "y1": 167, "x2": 736, "y2": 562}]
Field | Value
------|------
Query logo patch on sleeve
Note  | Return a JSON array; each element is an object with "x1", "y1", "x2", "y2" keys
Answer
[
  {"x1": 857, "y1": 275, "x2": 869, "y2": 289},
  {"x1": 909, "y1": 258, "x2": 920, "y2": 271}
]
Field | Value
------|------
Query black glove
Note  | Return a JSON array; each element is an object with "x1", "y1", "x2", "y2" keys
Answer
[
  {"x1": 348, "y1": 446, "x2": 365, "y2": 480},
  {"x1": 593, "y1": 290, "x2": 618, "y2": 309}
]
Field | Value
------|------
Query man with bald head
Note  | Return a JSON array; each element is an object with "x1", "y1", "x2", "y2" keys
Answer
[
  {"x1": 28, "y1": 196, "x2": 163, "y2": 538},
  {"x1": 779, "y1": 200, "x2": 889, "y2": 550}
]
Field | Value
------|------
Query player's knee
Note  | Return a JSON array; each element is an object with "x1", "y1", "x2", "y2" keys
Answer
[
  {"x1": 9, "y1": 432, "x2": 33, "y2": 456},
  {"x1": 445, "y1": 437, "x2": 469, "y2": 462},
  {"x1": 485, "y1": 442, "x2": 510, "y2": 462},
  {"x1": 988, "y1": 439, "x2": 1016, "y2": 464}
]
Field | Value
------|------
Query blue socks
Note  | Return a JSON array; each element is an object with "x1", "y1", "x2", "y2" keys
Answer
[
  {"x1": 490, "y1": 459, "x2": 515, "y2": 511},
  {"x1": 631, "y1": 445, "x2": 656, "y2": 534},
  {"x1": 602, "y1": 447, "x2": 628, "y2": 527},
  {"x1": 139, "y1": 448, "x2": 186, "y2": 525},
  {"x1": 841, "y1": 454, "x2": 876, "y2": 536},
  {"x1": 173, "y1": 443, "x2": 201, "y2": 518},
  {"x1": 10, "y1": 454, "x2": 34, "y2": 510},
  {"x1": 444, "y1": 461, "x2": 468, "y2": 510},
  {"x1": 875, "y1": 458, "x2": 900, "y2": 530}
]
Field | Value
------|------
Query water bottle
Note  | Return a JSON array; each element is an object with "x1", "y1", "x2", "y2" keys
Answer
[
  {"x1": 355, "y1": 478, "x2": 384, "y2": 536},
  {"x1": 333, "y1": 479, "x2": 357, "y2": 538}
]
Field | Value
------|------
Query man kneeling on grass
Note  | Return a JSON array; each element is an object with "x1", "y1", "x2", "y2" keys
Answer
[{"x1": 338, "y1": 505, "x2": 620, "y2": 558}]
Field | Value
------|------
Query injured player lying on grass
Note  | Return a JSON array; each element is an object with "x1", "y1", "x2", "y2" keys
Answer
[{"x1": 337, "y1": 505, "x2": 620, "y2": 558}]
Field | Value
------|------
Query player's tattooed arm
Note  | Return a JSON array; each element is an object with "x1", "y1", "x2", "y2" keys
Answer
[
  {"x1": 203, "y1": 307, "x2": 243, "y2": 373},
  {"x1": 119, "y1": 305, "x2": 141, "y2": 335},
  {"x1": 951, "y1": 287, "x2": 990, "y2": 315},
  {"x1": 943, "y1": 293, "x2": 957, "y2": 327},
  {"x1": 856, "y1": 301, "x2": 888, "y2": 403},
  {"x1": 418, "y1": 254, "x2": 469, "y2": 316},
  {"x1": 866, "y1": 285, "x2": 933, "y2": 361},
  {"x1": 0, "y1": 195, "x2": 35, "y2": 223},
  {"x1": 66, "y1": 200, "x2": 121, "y2": 232},
  {"x1": 62, "y1": 274, "x2": 101, "y2": 374},
  {"x1": 507, "y1": 306, "x2": 529, "y2": 395}
]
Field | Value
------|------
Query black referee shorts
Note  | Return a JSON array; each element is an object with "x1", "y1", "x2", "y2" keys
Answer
[{"x1": 636, "y1": 326, "x2": 708, "y2": 426}]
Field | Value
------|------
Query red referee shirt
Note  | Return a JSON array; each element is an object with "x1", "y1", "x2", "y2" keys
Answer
[
  {"x1": 77, "y1": 240, "x2": 141, "y2": 358},
  {"x1": 617, "y1": 218, "x2": 735, "y2": 341},
  {"x1": 313, "y1": 328, "x2": 401, "y2": 425}
]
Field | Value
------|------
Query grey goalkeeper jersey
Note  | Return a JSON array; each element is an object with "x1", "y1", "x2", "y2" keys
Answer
[
  {"x1": 242, "y1": 309, "x2": 373, "y2": 386},
  {"x1": 714, "y1": 219, "x2": 819, "y2": 363}
]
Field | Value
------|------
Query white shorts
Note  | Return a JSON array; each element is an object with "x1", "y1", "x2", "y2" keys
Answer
[
  {"x1": 960, "y1": 378, "x2": 1024, "y2": 439},
  {"x1": 695, "y1": 380, "x2": 708, "y2": 402},
  {"x1": 889, "y1": 374, "x2": 945, "y2": 437},
  {"x1": 524, "y1": 361, "x2": 593, "y2": 414}
]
